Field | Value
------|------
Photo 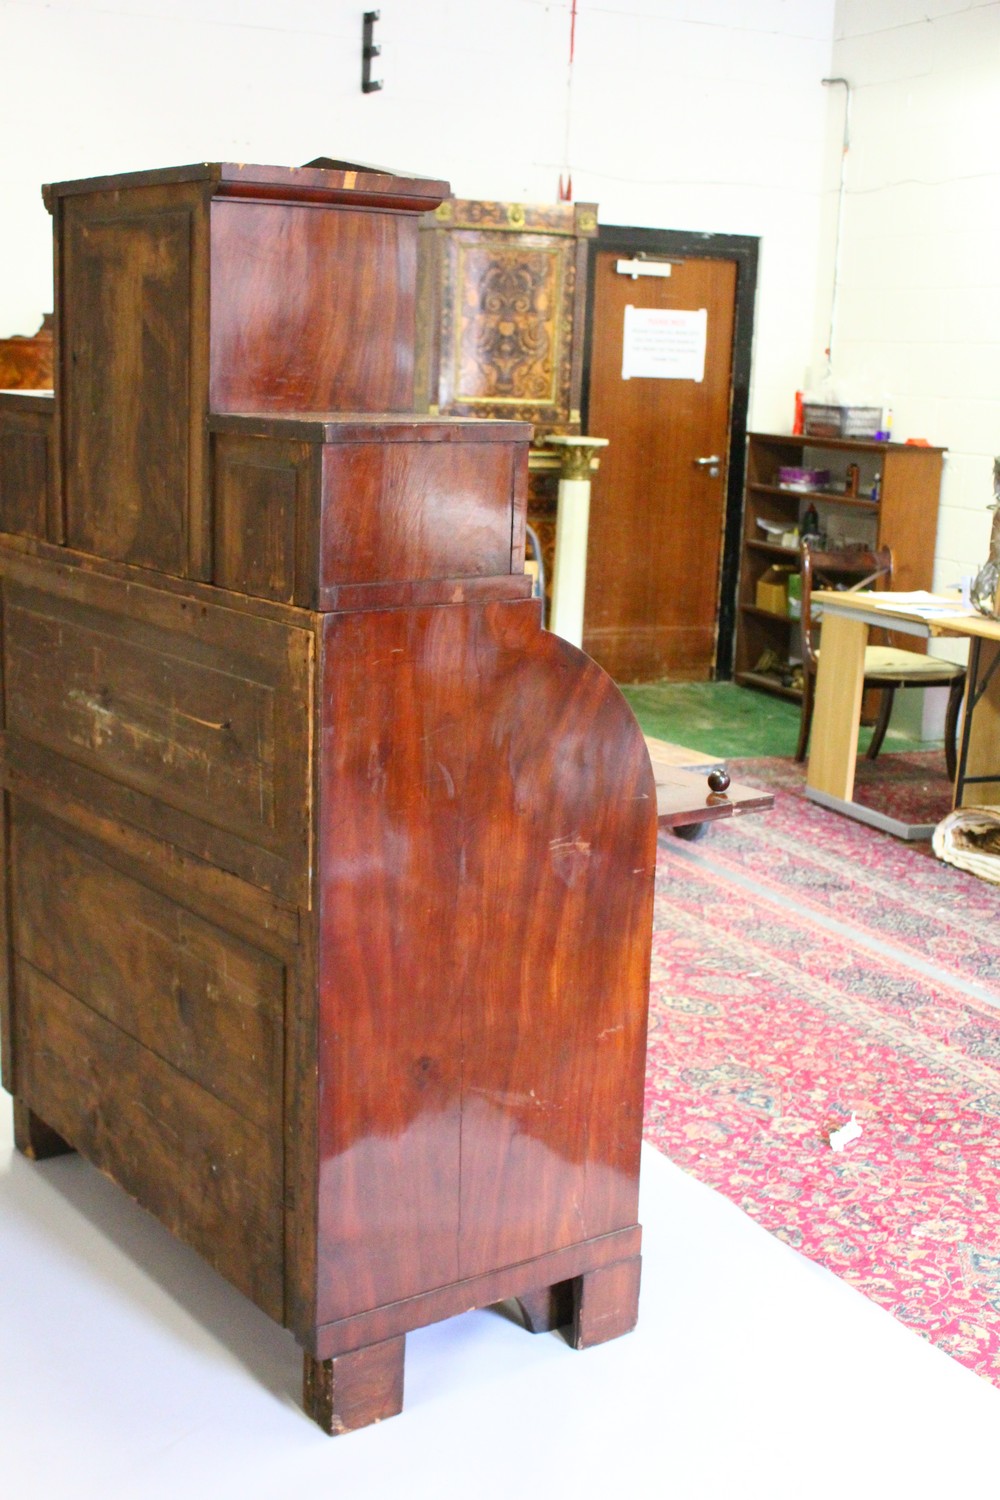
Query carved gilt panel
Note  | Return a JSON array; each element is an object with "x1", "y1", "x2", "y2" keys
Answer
[
  {"x1": 452, "y1": 241, "x2": 563, "y2": 410},
  {"x1": 416, "y1": 199, "x2": 597, "y2": 434}
]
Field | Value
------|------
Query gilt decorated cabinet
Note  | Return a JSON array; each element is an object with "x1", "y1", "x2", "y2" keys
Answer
[
  {"x1": 415, "y1": 197, "x2": 599, "y2": 601},
  {"x1": 0, "y1": 162, "x2": 655, "y2": 1435}
]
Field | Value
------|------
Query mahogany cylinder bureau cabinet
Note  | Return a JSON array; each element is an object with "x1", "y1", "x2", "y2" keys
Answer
[{"x1": 0, "y1": 162, "x2": 657, "y2": 1435}]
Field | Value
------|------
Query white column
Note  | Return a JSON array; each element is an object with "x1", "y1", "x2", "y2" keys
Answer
[{"x1": 544, "y1": 435, "x2": 608, "y2": 649}]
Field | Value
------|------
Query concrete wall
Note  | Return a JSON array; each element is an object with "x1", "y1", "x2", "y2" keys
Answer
[
  {"x1": 820, "y1": 0, "x2": 1000, "y2": 588},
  {"x1": 7, "y1": 0, "x2": 993, "y2": 601},
  {"x1": 2, "y1": 0, "x2": 834, "y2": 440}
]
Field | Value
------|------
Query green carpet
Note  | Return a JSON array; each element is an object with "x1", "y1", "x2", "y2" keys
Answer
[{"x1": 619, "y1": 681, "x2": 944, "y2": 760}]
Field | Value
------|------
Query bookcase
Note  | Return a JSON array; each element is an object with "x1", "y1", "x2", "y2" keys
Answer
[{"x1": 734, "y1": 431, "x2": 946, "y2": 698}]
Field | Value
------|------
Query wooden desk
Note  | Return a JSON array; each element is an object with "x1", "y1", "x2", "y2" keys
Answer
[{"x1": 805, "y1": 592, "x2": 1000, "y2": 838}]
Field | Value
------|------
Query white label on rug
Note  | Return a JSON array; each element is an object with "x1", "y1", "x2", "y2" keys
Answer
[{"x1": 829, "y1": 1112, "x2": 863, "y2": 1152}]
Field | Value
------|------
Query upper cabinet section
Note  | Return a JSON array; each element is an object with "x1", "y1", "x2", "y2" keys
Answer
[
  {"x1": 44, "y1": 162, "x2": 449, "y2": 580},
  {"x1": 415, "y1": 199, "x2": 597, "y2": 438},
  {"x1": 208, "y1": 412, "x2": 532, "y2": 611}
]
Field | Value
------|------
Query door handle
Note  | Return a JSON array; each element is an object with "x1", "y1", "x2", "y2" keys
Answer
[{"x1": 693, "y1": 454, "x2": 721, "y2": 478}]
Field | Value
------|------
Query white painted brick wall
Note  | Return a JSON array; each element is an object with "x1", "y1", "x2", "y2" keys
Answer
[
  {"x1": 4, "y1": 0, "x2": 992, "y2": 601},
  {"x1": 823, "y1": 0, "x2": 1000, "y2": 586},
  {"x1": 1, "y1": 0, "x2": 834, "y2": 445}
]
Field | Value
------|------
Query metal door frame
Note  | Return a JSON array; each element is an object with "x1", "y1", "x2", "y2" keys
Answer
[{"x1": 581, "y1": 226, "x2": 759, "y2": 678}]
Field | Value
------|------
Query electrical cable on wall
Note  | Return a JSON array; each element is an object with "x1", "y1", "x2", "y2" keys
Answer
[
  {"x1": 821, "y1": 76, "x2": 852, "y2": 381},
  {"x1": 559, "y1": 0, "x2": 578, "y2": 201},
  {"x1": 525, "y1": 523, "x2": 547, "y2": 624}
]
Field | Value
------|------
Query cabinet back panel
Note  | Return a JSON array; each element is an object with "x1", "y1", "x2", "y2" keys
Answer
[
  {"x1": 11, "y1": 804, "x2": 285, "y2": 1132},
  {"x1": 2, "y1": 573, "x2": 311, "y2": 856},
  {"x1": 16, "y1": 959, "x2": 284, "y2": 1318},
  {"x1": 214, "y1": 436, "x2": 312, "y2": 603},
  {"x1": 0, "y1": 414, "x2": 51, "y2": 540},
  {"x1": 61, "y1": 203, "x2": 194, "y2": 570}
]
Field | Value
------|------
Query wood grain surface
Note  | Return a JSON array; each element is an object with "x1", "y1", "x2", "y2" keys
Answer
[
  {"x1": 210, "y1": 201, "x2": 418, "y2": 416},
  {"x1": 0, "y1": 394, "x2": 55, "y2": 542},
  {"x1": 313, "y1": 598, "x2": 656, "y2": 1326},
  {"x1": 211, "y1": 416, "x2": 531, "y2": 608},
  {"x1": 11, "y1": 804, "x2": 285, "y2": 1130},
  {"x1": 584, "y1": 251, "x2": 737, "y2": 681},
  {"x1": 59, "y1": 188, "x2": 205, "y2": 574},
  {"x1": 5, "y1": 159, "x2": 657, "y2": 1435},
  {"x1": 0, "y1": 559, "x2": 313, "y2": 903},
  {"x1": 16, "y1": 960, "x2": 284, "y2": 1317}
]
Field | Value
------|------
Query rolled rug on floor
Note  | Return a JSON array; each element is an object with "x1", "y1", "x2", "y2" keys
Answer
[{"x1": 933, "y1": 805, "x2": 1000, "y2": 882}]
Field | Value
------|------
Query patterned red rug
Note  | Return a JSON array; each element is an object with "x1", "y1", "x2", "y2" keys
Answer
[{"x1": 645, "y1": 761, "x2": 1000, "y2": 1383}]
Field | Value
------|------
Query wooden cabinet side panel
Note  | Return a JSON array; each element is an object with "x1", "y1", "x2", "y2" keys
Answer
[
  {"x1": 319, "y1": 442, "x2": 517, "y2": 585},
  {"x1": 314, "y1": 600, "x2": 655, "y2": 1326},
  {"x1": 878, "y1": 448, "x2": 944, "y2": 594},
  {"x1": 209, "y1": 201, "x2": 417, "y2": 415},
  {"x1": 453, "y1": 608, "x2": 655, "y2": 1275}
]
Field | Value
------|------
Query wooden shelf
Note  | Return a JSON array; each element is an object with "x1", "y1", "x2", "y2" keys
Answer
[
  {"x1": 746, "y1": 539, "x2": 798, "y2": 558},
  {"x1": 734, "y1": 669, "x2": 803, "y2": 701},
  {"x1": 740, "y1": 603, "x2": 794, "y2": 625},
  {"x1": 749, "y1": 432, "x2": 946, "y2": 456},
  {"x1": 749, "y1": 483, "x2": 878, "y2": 510}
]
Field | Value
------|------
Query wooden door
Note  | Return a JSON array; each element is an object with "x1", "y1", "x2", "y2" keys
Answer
[{"x1": 583, "y1": 251, "x2": 737, "y2": 682}]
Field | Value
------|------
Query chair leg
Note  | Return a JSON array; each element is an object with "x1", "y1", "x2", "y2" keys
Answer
[
  {"x1": 794, "y1": 673, "x2": 814, "y2": 763},
  {"x1": 865, "y1": 686, "x2": 895, "y2": 761},
  {"x1": 944, "y1": 677, "x2": 964, "y2": 782}
]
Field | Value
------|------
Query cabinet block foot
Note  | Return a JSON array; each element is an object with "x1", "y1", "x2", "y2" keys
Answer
[
  {"x1": 516, "y1": 1279, "x2": 575, "y2": 1334},
  {"x1": 570, "y1": 1255, "x2": 641, "y2": 1349},
  {"x1": 303, "y1": 1336, "x2": 405, "y2": 1436},
  {"x1": 12, "y1": 1099, "x2": 74, "y2": 1161}
]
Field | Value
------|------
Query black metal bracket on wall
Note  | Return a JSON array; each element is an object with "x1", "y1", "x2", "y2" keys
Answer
[{"x1": 362, "y1": 11, "x2": 382, "y2": 93}]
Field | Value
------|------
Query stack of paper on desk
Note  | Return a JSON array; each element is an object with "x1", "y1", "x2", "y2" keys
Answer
[{"x1": 854, "y1": 590, "x2": 977, "y2": 618}]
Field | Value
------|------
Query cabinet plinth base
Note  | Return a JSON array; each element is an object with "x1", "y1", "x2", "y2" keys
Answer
[
  {"x1": 302, "y1": 1256, "x2": 642, "y2": 1434},
  {"x1": 303, "y1": 1336, "x2": 406, "y2": 1436},
  {"x1": 570, "y1": 1256, "x2": 642, "y2": 1349},
  {"x1": 517, "y1": 1279, "x2": 576, "y2": 1334},
  {"x1": 12, "y1": 1099, "x2": 75, "y2": 1161}
]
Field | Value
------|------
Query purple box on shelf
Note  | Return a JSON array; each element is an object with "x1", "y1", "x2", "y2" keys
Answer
[{"x1": 777, "y1": 465, "x2": 831, "y2": 491}]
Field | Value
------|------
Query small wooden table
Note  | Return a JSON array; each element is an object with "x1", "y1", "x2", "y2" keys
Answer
[
  {"x1": 805, "y1": 592, "x2": 1000, "y2": 839},
  {"x1": 644, "y1": 737, "x2": 774, "y2": 834}
]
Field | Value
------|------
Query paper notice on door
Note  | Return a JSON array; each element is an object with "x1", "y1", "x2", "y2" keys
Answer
[{"x1": 621, "y1": 305, "x2": 707, "y2": 381}]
